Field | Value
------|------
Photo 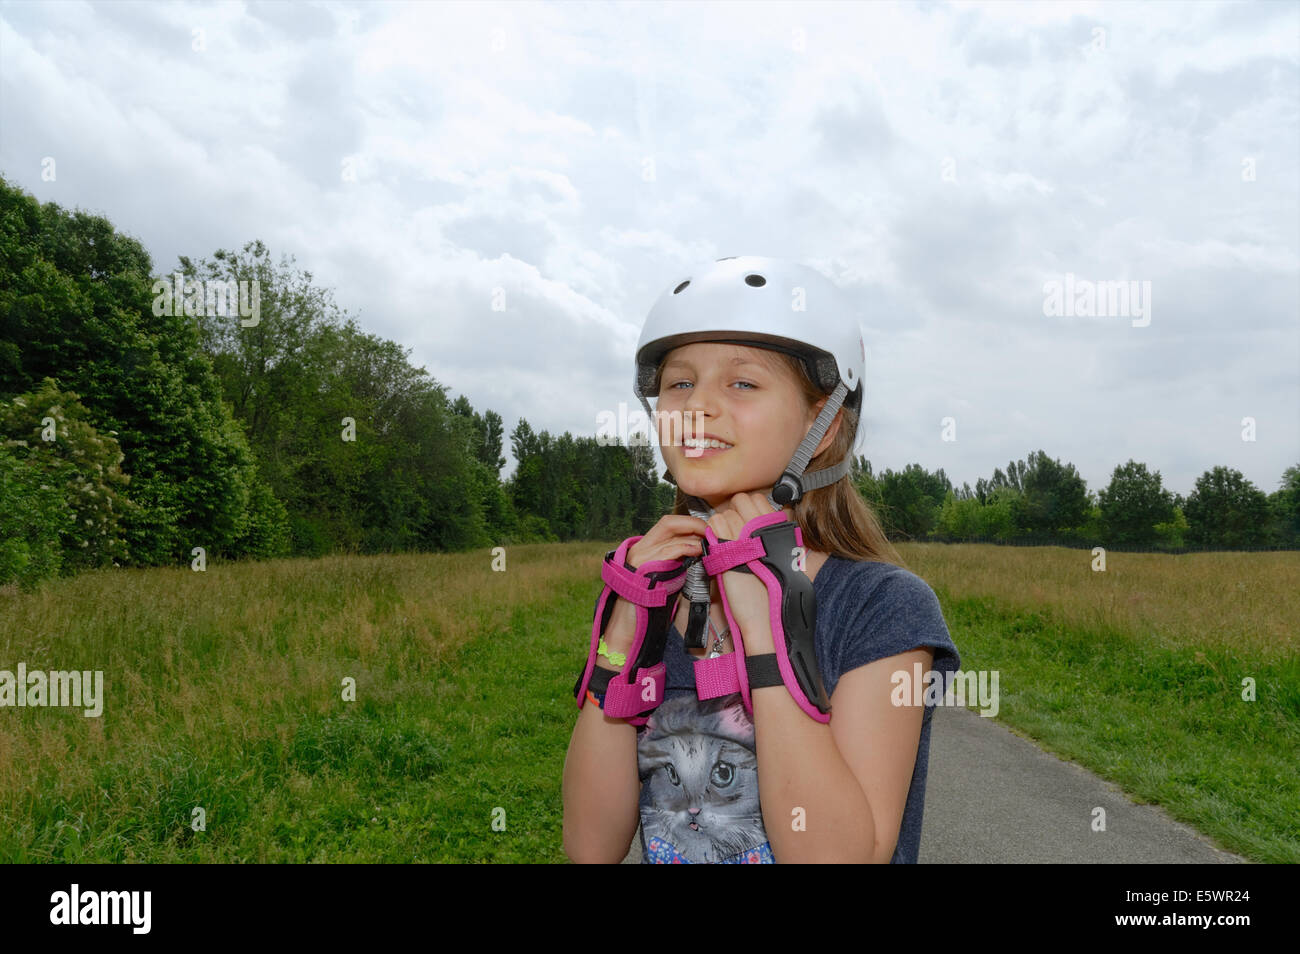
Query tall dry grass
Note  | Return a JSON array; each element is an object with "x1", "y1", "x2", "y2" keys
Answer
[
  {"x1": 898, "y1": 544, "x2": 1299, "y2": 661},
  {"x1": 0, "y1": 543, "x2": 611, "y2": 836}
]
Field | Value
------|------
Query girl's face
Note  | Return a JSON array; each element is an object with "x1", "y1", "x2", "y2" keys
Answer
[{"x1": 655, "y1": 342, "x2": 837, "y2": 513}]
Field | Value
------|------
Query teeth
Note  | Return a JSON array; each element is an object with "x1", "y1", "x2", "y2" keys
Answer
[{"x1": 684, "y1": 438, "x2": 732, "y2": 449}]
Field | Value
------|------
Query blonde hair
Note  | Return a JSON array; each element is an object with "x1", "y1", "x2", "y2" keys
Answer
[{"x1": 657, "y1": 347, "x2": 904, "y2": 568}]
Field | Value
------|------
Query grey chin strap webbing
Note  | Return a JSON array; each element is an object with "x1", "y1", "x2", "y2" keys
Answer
[{"x1": 663, "y1": 379, "x2": 853, "y2": 649}]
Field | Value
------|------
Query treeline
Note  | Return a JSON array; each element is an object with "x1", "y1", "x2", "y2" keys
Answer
[
  {"x1": 1, "y1": 177, "x2": 1295, "y2": 590},
  {"x1": 852, "y1": 454, "x2": 1300, "y2": 551},
  {"x1": 0, "y1": 177, "x2": 668, "y2": 589}
]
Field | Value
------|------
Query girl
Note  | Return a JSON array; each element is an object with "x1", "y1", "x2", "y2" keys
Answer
[{"x1": 562, "y1": 256, "x2": 960, "y2": 863}]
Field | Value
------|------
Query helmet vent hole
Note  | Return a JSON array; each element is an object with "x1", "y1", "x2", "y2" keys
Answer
[
  {"x1": 673, "y1": 280, "x2": 690, "y2": 294},
  {"x1": 745, "y1": 274, "x2": 766, "y2": 287}
]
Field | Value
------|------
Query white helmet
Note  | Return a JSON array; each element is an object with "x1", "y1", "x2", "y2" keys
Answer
[{"x1": 633, "y1": 255, "x2": 866, "y2": 507}]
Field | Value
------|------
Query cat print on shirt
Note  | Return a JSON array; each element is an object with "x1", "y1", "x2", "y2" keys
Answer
[{"x1": 637, "y1": 693, "x2": 772, "y2": 863}]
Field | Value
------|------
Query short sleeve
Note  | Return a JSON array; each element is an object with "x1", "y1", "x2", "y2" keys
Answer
[{"x1": 823, "y1": 565, "x2": 961, "y2": 698}]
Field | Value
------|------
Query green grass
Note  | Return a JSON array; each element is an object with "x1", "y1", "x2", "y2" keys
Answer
[
  {"x1": 1, "y1": 543, "x2": 1295, "y2": 862},
  {"x1": 0, "y1": 547, "x2": 605, "y2": 863},
  {"x1": 933, "y1": 588, "x2": 1300, "y2": 863}
]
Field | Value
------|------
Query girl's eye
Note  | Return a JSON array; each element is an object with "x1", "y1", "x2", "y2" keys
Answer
[{"x1": 665, "y1": 381, "x2": 756, "y2": 390}]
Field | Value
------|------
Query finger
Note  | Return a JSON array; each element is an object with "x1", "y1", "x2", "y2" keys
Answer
[
  {"x1": 650, "y1": 516, "x2": 710, "y2": 541},
  {"x1": 655, "y1": 535, "x2": 705, "y2": 556},
  {"x1": 657, "y1": 515, "x2": 711, "y2": 530}
]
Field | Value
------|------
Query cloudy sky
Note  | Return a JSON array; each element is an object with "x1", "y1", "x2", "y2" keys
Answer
[{"x1": 2, "y1": 0, "x2": 1297, "y2": 498}]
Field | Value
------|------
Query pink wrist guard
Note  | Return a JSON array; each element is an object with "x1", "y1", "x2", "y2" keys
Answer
[
  {"x1": 574, "y1": 536, "x2": 687, "y2": 726},
  {"x1": 698, "y1": 511, "x2": 831, "y2": 722}
]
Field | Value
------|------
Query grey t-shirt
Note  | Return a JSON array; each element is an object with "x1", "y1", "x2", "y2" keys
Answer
[{"x1": 634, "y1": 555, "x2": 961, "y2": 864}]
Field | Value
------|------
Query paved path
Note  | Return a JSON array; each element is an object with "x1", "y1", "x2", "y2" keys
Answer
[
  {"x1": 621, "y1": 704, "x2": 1246, "y2": 863},
  {"x1": 919, "y1": 705, "x2": 1244, "y2": 863}
]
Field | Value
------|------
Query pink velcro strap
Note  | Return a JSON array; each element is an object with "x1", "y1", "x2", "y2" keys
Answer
[
  {"x1": 701, "y1": 536, "x2": 766, "y2": 575},
  {"x1": 599, "y1": 535, "x2": 686, "y2": 607},
  {"x1": 694, "y1": 654, "x2": 741, "y2": 699},
  {"x1": 601, "y1": 559, "x2": 678, "y2": 606},
  {"x1": 602, "y1": 663, "x2": 666, "y2": 718}
]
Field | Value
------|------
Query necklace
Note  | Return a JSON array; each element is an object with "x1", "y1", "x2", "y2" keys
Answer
[{"x1": 706, "y1": 614, "x2": 731, "y2": 658}]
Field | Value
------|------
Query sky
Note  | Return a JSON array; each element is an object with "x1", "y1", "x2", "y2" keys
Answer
[{"x1": 2, "y1": 0, "x2": 1297, "y2": 498}]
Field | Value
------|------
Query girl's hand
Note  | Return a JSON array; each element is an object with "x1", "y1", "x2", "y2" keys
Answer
[
  {"x1": 603, "y1": 515, "x2": 710, "y2": 656},
  {"x1": 625, "y1": 515, "x2": 709, "y2": 569},
  {"x1": 706, "y1": 492, "x2": 796, "y2": 656}
]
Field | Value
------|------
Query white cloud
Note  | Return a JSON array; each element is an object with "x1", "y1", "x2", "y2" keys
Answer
[{"x1": 1, "y1": 0, "x2": 1295, "y2": 497}]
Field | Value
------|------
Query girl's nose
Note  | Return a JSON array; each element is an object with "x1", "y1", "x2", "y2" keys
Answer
[{"x1": 682, "y1": 380, "x2": 720, "y2": 414}]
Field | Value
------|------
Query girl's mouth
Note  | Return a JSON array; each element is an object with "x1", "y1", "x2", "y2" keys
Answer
[{"x1": 682, "y1": 438, "x2": 733, "y2": 460}]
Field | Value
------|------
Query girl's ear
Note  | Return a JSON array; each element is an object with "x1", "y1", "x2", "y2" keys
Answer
[{"x1": 808, "y1": 395, "x2": 828, "y2": 422}]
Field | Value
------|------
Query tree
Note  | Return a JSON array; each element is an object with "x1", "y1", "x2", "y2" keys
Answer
[
  {"x1": 179, "y1": 242, "x2": 497, "y2": 556},
  {"x1": 0, "y1": 379, "x2": 134, "y2": 572},
  {"x1": 451, "y1": 396, "x2": 507, "y2": 477},
  {"x1": 976, "y1": 458, "x2": 1026, "y2": 503},
  {"x1": 0, "y1": 440, "x2": 69, "y2": 589},
  {"x1": 1266, "y1": 464, "x2": 1300, "y2": 547},
  {"x1": 1099, "y1": 460, "x2": 1175, "y2": 546},
  {"x1": 508, "y1": 419, "x2": 544, "y2": 526},
  {"x1": 852, "y1": 456, "x2": 883, "y2": 511},
  {"x1": 875, "y1": 463, "x2": 951, "y2": 539},
  {"x1": 934, "y1": 492, "x2": 980, "y2": 541},
  {"x1": 0, "y1": 177, "x2": 287, "y2": 565},
  {"x1": 1184, "y1": 466, "x2": 1271, "y2": 548},
  {"x1": 1014, "y1": 450, "x2": 1090, "y2": 537},
  {"x1": 479, "y1": 409, "x2": 507, "y2": 476}
]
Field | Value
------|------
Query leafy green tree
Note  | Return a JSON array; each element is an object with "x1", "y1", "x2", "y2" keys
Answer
[
  {"x1": 851, "y1": 455, "x2": 882, "y2": 510},
  {"x1": 875, "y1": 463, "x2": 951, "y2": 539},
  {"x1": 1099, "y1": 460, "x2": 1176, "y2": 546},
  {"x1": 1184, "y1": 466, "x2": 1271, "y2": 548},
  {"x1": 934, "y1": 491, "x2": 981, "y2": 541},
  {"x1": 0, "y1": 440, "x2": 68, "y2": 590},
  {"x1": 1153, "y1": 507, "x2": 1189, "y2": 550},
  {"x1": 0, "y1": 379, "x2": 134, "y2": 571},
  {"x1": 1014, "y1": 450, "x2": 1090, "y2": 537},
  {"x1": 179, "y1": 242, "x2": 497, "y2": 555},
  {"x1": 979, "y1": 486, "x2": 1020, "y2": 540},
  {"x1": 453, "y1": 395, "x2": 507, "y2": 477},
  {"x1": 509, "y1": 419, "x2": 544, "y2": 522},
  {"x1": 1266, "y1": 464, "x2": 1300, "y2": 547},
  {"x1": 976, "y1": 459, "x2": 1026, "y2": 503},
  {"x1": 0, "y1": 177, "x2": 287, "y2": 565}
]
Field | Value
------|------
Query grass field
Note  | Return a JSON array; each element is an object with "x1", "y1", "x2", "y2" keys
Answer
[{"x1": 0, "y1": 542, "x2": 1296, "y2": 862}]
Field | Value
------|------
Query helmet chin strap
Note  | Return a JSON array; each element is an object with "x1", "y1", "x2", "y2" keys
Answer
[{"x1": 649, "y1": 379, "x2": 851, "y2": 649}]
